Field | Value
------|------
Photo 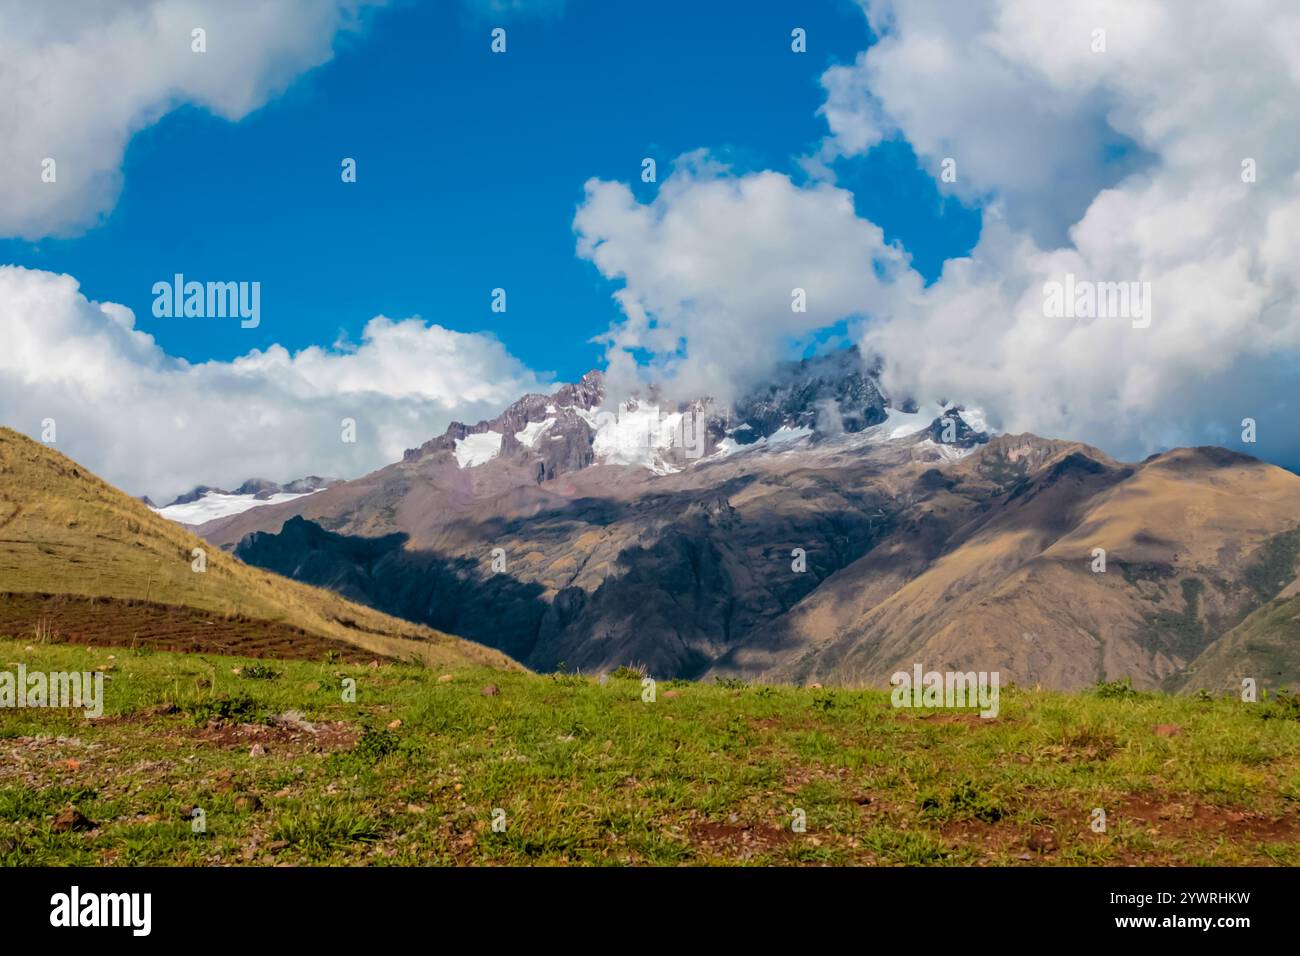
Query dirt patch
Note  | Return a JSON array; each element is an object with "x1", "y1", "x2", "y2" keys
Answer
[
  {"x1": 1111, "y1": 794, "x2": 1300, "y2": 842},
  {"x1": 690, "y1": 819, "x2": 797, "y2": 853},
  {"x1": 0, "y1": 592, "x2": 383, "y2": 663},
  {"x1": 185, "y1": 719, "x2": 358, "y2": 752},
  {"x1": 939, "y1": 817, "x2": 1061, "y2": 861},
  {"x1": 936, "y1": 790, "x2": 1300, "y2": 863},
  {"x1": 912, "y1": 713, "x2": 1000, "y2": 726}
]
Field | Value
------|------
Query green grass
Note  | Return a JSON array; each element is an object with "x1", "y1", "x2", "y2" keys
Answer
[{"x1": 1, "y1": 638, "x2": 1298, "y2": 866}]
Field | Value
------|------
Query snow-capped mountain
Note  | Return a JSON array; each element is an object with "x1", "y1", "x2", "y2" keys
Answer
[
  {"x1": 188, "y1": 345, "x2": 1300, "y2": 692},
  {"x1": 152, "y1": 475, "x2": 338, "y2": 525},
  {"x1": 400, "y1": 346, "x2": 990, "y2": 478},
  {"x1": 155, "y1": 347, "x2": 991, "y2": 539}
]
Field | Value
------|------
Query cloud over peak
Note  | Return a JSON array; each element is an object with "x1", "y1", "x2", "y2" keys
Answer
[
  {"x1": 574, "y1": 153, "x2": 918, "y2": 405},
  {"x1": 575, "y1": 0, "x2": 1300, "y2": 469},
  {"x1": 837, "y1": 0, "x2": 1300, "y2": 466}
]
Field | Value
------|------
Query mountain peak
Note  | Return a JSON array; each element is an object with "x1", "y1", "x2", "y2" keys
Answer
[
  {"x1": 1143, "y1": 445, "x2": 1264, "y2": 471},
  {"x1": 398, "y1": 346, "x2": 1003, "y2": 479}
]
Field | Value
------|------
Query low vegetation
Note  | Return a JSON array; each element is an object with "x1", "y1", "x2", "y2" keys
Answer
[{"x1": 1, "y1": 638, "x2": 1297, "y2": 866}]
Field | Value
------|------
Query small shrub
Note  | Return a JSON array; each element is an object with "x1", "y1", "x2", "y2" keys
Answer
[
  {"x1": 1261, "y1": 688, "x2": 1300, "y2": 721},
  {"x1": 240, "y1": 663, "x2": 281, "y2": 681},
  {"x1": 919, "y1": 780, "x2": 1006, "y2": 823},
  {"x1": 349, "y1": 726, "x2": 400, "y2": 765},
  {"x1": 272, "y1": 804, "x2": 382, "y2": 856},
  {"x1": 186, "y1": 694, "x2": 262, "y2": 725},
  {"x1": 1093, "y1": 677, "x2": 1141, "y2": 700}
]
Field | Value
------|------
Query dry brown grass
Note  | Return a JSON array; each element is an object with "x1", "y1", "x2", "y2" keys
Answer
[
  {"x1": 0, "y1": 427, "x2": 519, "y2": 670},
  {"x1": 763, "y1": 442, "x2": 1300, "y2": 691}
]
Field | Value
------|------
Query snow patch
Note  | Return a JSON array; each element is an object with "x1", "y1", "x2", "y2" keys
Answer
[
  {"x1": 586, "y1": 403, "x2": 711, "y2": 474},
  {"x1": 707, "y1": 425, "x2": 810, "y2": 461},
  {"x1": 592, "y1": 404, "x2": 683, "y2": 473},
  {"x1": 765, "y1": 425, "x2": 814, "y2": 446},
  {"x1": 155, "y1": 490, "x2": 318, "y2": 525},
  {"x1": 454, "y1": 431, "x2": 503, "y2": 468},
  {"x1": 919, "y1": 438, "x2": 977, "y2": 461},
  {"x1": 712, "y1": 437, "x2": 742, "y2": 458},
  {"x1": 883, "y1": 403, "x2": 945, "y2": 439},
  {"x1": 515, "y1": 417, "x2": 555, "y2": 449}
]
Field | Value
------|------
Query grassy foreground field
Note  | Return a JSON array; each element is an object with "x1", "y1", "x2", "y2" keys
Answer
[{"x1": 1, "y1": 637, "x2": 1298, "y2": 866}]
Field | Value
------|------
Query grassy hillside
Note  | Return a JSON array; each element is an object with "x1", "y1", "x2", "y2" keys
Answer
[
  {"x1": 748, "y1": 440, "x2": 1300, "y2": 690},
  {"x1": 1178, "y1": 589, "x2": 1300, "y2": 691},
  {"x1": 0, "y1": 428, "x2": 516, "y2": 670},
  {"x1": 1, "y1": 638, "x2": 1297, "y2": 866}
]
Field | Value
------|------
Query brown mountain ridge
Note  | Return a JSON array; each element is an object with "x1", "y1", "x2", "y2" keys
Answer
[
  {"x1": 187, "y1": 363, "x2": 1300, "y2": 692},
  {"x1": 0, "y1": 427, "x2": 517, "y2": 670}
]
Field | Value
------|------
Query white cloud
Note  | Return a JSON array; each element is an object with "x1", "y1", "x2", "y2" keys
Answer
[
  {"x1": 573, "y1": 1, "x2": 1300, "y2": 467},
  {"x1": 817, "y1": 0, "x2": 1155, "y2": 244},
  {"x1": 0, "y1": 0, "x2": 384, "y2": 239},
  {"x1": 574, "y1": 152, "x2": 919, "y2": 405},
  {"x1": 0, "y1": 265, "x2": 547, "y2": 501},
  {"x1": 826, "y1": 0, "x2": 1300, "y2": 465}
]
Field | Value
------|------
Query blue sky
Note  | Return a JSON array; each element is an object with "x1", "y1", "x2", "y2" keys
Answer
[
  {"x1": 0, "y1": 0, "x2": 978, "y2": 383},
  {"x1": 5, "y1": 0, "x2": 1294, "y2": 496}
]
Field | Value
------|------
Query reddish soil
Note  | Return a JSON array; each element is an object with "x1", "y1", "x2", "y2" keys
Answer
[
  {"x1": 690, "y1": 819, "x2": 798, "y2": 853},
  {"x1": 186, "y1": 719, "x2": 359, "y2": 752},
  {"x1": 0, "y1": 592, "x2": 381, "y2": 663},
  {"x1": 1111, "y1": 795, "x2": 1300, "y2": 842},
  {"x1": 939, "y1": 793, "x2": 1300, "y2": 863}
]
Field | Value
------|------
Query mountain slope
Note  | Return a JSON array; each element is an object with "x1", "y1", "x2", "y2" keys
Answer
[
  {"x1": 184, "y1": 354, "x2": 1300, "y2": 691},
  {"x1": 0, "y1": 428, "x2": 517, "y2": 669},
  {"x1": 717, "y1": 441, "x2": 1300, "y2": 690},
  {"x1": 201, "y1": 407, "x2": 958, "y2": 675},
  {"x1": 1173, "y1": 527, "x2": 1300, "y2": 692}
]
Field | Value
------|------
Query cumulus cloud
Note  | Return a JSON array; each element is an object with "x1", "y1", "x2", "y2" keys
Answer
[
  {"x1": 574, "y1": 152, "x2": 919, "y2": 405},
  {"x1": 0, "y1": 0, "x2": 384, "y2": 238},
  {"x1": 577, "y1": 0, "x2": 1300, "y2": 468},
  {"x1": 817, "y1": 1, "x2": 1158, "y2": 245},
  {"x1": 0, "y1": 266, "x2": 547, "y2": 501},
  {"x1": 832, "y1": 0, "x2": 1300, "y2": 466}
]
